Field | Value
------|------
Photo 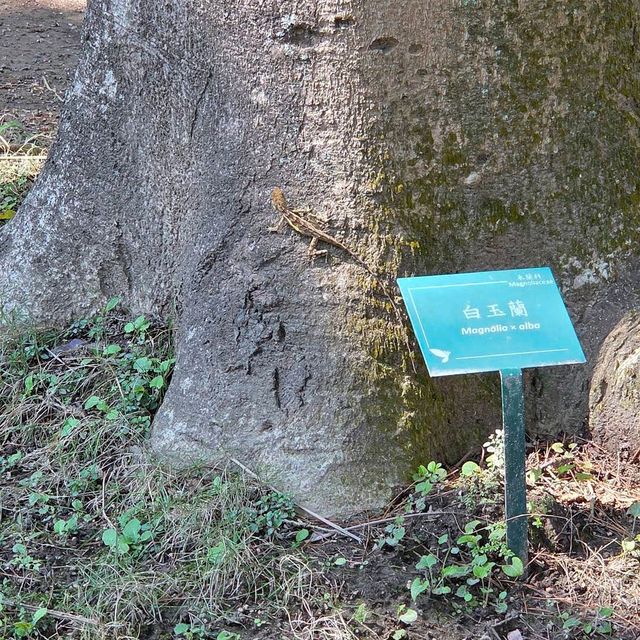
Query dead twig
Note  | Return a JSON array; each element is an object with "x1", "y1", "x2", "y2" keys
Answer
[
  {"x1": 2, "y1": 597, "x2": 100, "y2": 628},
  {"x1": 229, "y1": 457, "x2": 362, "y2": 545}
]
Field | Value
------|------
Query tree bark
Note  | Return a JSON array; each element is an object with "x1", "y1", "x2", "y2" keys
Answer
[{"x1": 2, "y1": 0, "x2": 640, "y2": 516}]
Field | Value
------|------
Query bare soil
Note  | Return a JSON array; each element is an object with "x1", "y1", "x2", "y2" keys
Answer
[{"x1": 0, "y1": 0, "x2": 85, "y2": 135}]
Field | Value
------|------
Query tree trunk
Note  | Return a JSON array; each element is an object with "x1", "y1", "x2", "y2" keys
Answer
[{"x1": 2, "y1": 0, "x2": 640, "y2": 516}]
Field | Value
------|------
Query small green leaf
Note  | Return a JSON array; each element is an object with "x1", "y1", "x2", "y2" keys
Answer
[
  {"x1": 527, "y1": 468, "x2": 543, "y2": 484},
  {"x1": 174, "y1": 622, "x2": 190, "y2": 634},
  {"x1": 122, "y1": 518, "x2": 142, "y2": 541},
  {"x1": 295, "y1": 528, "x2": 310, "y2": 543},
  {"x1": 149, "y1": 375, "x2": 164, "y2": 389},
  {"x1": 32, "y1": 608, "x2": 47, "y2": 624},
  {"x1": 437, "y1": 533, "x2": 449, "y2": 545},
  {"x1": 124, "y1": 322, "x2": 135, "y2": 333},
  {"x1": 416, "y1": 554, "x2": 437, "y2": 570},
  {"x1": 105, "y1": 297, "x2": 120, "y2": 312},
  {"x1": 207, "y1": 542, "x2": 226, "y2": 564},
  {"x1": 472, "y1": 563, "x2": 494, "y2": 579},
  {"x1": 410, "y1": 577, "x2": 430, "y2": 601},
  {"x1": 84, "y1": 395, "x2": 101, "y2": 410},
  {"x1": 455, "y1": 585, "x2": 472, "y2": 602},
  {"x1": 628, "y1": 501, "x2": 640, "y2": 519},
  {"x1": 116, "y1": 538, "x2": 130, "y2": 554},
  {"x1": 461, "y1": 461, "x2": 481, "y2": 476},
  {"x1": 621, "y1": 539, "x2": 636, "y2": 553},
  {"x1": 102, "y1": 528, "x2": 118, "y2": 548},
  {"x1": 563, "y1": 616, "x2": 581, "y2": 630},
  {"x1": 60, "y1": 417, "x2": 80, "y2": 437},
  {"x1": 431, "y1": 585, "x2": 451, "y2": 595},
  {"x1": 464, "y1": 520, "x2": 481, "y2": 534},
  {"x1": 501, "y1": 556, "x2": 524, "y2": 577},
  {"x1": 415, "y1": 480, "x2": 433, "y2": 495},
  {"x1": 104, "y1": 344, "x2": 122, "y2": 356},
  {"x1": 140, "y1": 530, "x2": 153, "y2": 542},
  {"x1": 333, "y1": 557, "x2": 347, "y2": 566},
  {"x1": 441, "y1": 564, "x2": 471, "y2": 578},
  {"x1": 398, "y1": 608, "x2": 418, "y2": 624},
  {"x1": 134, "y1": 357, "x2": 152, "y2": 372}
]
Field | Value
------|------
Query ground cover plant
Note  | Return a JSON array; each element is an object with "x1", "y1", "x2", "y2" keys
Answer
[
  {"x1": 1, "y1": 305, "x2": 640, "y2": 639},
  {"x1": 0, "y1": 305, "x2": 320, "y2": 639},
  {"x1": 0, "y1": 117, "x2": 48, "y2": 223}
]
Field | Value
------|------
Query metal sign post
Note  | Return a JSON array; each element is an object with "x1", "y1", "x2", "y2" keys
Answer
[
  {"x1": 397, "y1": 267, "x2": 586, "y2": 568},
  {"x1": 501, "y1": 368, "x2": 527, "y2": 565}
]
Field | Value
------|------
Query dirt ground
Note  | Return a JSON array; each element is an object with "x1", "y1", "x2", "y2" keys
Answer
[{"x1": 0, "y1": 0, "x2": 85, "y2": 135}]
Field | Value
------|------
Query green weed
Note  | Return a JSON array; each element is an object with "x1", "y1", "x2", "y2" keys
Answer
[{"x1": 0, "y1": 304, "x2": 315, "y2": 638}]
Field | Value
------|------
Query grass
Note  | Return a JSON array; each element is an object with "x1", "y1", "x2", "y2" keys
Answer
[
  {"x1": 0, "y1": 304, "x2": 322, "y2": 639},
  {"x1": 1, "y1": 305, "x2": 639, "y2": 639},
  {"x1": 0, "y1": 117, "x2": 48, "y2": 222}
]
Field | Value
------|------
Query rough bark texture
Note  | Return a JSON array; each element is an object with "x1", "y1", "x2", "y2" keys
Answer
[
  {"x1": 589, "y1": 311, "x2": 640, "y2": 467},
  {"x1": 2, "y1": 0, "x2": 640, "y2": 516}
]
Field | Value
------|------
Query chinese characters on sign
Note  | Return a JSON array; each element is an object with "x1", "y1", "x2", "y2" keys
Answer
[
  {"x1": 397, "y1": 267, "x2": 585, "y2": 377},
  {"x1": 397, "y1": 267, "x2": 586, "y2": 566},
  {"x1": 463, "y1": 300, "x2": 528, "y2": 320}
]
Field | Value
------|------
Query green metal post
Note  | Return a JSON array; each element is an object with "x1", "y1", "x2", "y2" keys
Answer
[{"x1": 500, "y1": 368, "x2": 528, "y2": 567}]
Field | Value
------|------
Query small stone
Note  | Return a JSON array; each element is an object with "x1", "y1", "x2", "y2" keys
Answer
[{"x1": 464, "y1": 171, "x2": 481, "y2": 186}]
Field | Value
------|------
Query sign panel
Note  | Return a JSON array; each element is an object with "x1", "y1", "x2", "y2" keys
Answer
[{"x1": 397, "y1": 267, "x2": 585, "y2": 377}]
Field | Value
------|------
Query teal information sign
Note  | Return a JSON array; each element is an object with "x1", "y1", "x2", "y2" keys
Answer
[{"x1": 397, "y1": 267, "x2": 585, "y2": 377}]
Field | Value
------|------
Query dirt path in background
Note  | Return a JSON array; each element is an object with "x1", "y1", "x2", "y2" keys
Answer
[{"x1": 0, "y1": 0, "x2": 85, "y2": 135}]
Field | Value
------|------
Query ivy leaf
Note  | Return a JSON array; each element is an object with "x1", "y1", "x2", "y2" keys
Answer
[
  {"x1": 410, "y1": 577, "x2": 430, "y2": 601},
  {"x1": 501, "y1": 556, "x2": 524, "y2": 577}
]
